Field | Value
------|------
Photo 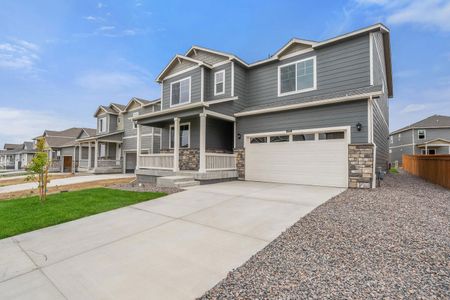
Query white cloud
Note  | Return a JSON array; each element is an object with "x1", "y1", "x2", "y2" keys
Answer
[
  {"x1": 98, "y1": 26, "x2": 115, "y2": 31},
  {"x1": 357, "y1": 0, "x2": 450, "y2": 31},
  {"x1": 0, "y1": 39, "x2": 40, "y2": 71},
  {"x1": 401, "y1": 104, "x2": 427, "y2": 113},
  {"x1": 97, "y1": 2, "x2": 105, "y2": 9},
  {"x1": 83, "y1": 16, "x2": 105, "y2": 22},
  {"x1": 0, "y1": 107, "x2": 82, "y2": 145}
]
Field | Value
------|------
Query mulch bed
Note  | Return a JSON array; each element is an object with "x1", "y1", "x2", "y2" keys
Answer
[{"x1": 200, "y1": 171, "x2": 450, "y2": 299}]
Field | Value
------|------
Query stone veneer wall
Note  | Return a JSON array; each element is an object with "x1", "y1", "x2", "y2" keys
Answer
[
  {"x1": 234, "y1": 148, "x2": 245, "y2": 179},
  {"x1": 348, "y1": 144, "x2": 374, "y2": 189}
]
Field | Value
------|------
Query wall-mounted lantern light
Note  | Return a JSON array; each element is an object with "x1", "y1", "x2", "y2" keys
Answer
[
  {"x1": 237, "y1": 133, "x2": 241, "y2": 139},
  {"x1": 356, "y1": 122, "x2": 362, "y2": 132}
]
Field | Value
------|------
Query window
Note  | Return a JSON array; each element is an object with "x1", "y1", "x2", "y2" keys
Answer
[
  {"x1": 390, "y1": 136, "x2": 393, "y2": 144},
  {"x1": 100, "y1": 144, "x2": 106, "y2": 157},
  {"x1": 418, "y1": 129, "x2": 426, "y2": 140},
  {"x1": 169, "y1": 123, "x2": 190, "y2": 148},
  {"x1": 98, "y1": 117, "x2": 107, "y2": 133},
  {"x1": 293, "y1": 134, "x2": 315, "y2": 141},
  {"x1": 214, "y1": 70, "x2": 225, "y2": 96},
  {"x1": 279, "y1": 57, "x2": 316, "y2": 96},
  {"x1": 421, "y1": 149, "x2": 426, "y2": 155},
  {"x1": 250, "y1": 137, "x2": 267, "y2": 144},
  {"x1": 319, "y1": 131, "x2": 345, "y2": 140},
  {"x1": 170, "y1": 77, "x2": 191, "y2": 106},
  {"x1": 389, "y1": 149, "x2": 392, "y2": 154},
  {"x1": 270, "y1": 135, "x2": 289, "y2": 143},
  {"x1": 132, "y1": 112, "x2": 139, "y2": 129}
]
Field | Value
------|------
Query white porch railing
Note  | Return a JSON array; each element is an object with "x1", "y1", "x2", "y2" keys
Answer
[
  {"x1": 79, "y1": 159, "x2": 89, "y2": 168},
  {"x1": 205, "y1": 153, "x2": 236, "y2": 171},
  {"x1": 97, "y1": 159, "x2": 122, "y2": 168},
  {"x1": 139, "y1": 154, "x2": 174, "y2": 170}
]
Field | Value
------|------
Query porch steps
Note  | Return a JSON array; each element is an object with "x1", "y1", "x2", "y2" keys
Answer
[{"x1": 156, "y1": 175, "x2": 200, "y2": 188}]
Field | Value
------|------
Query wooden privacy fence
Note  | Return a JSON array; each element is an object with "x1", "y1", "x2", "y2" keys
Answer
[{"x1": 402, "y1": 154, "x2": 450, "y2": 189}]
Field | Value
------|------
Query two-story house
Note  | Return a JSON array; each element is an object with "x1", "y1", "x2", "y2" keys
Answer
[
  {"x1": 131, "y1": 23, "x2": 393, "y2": 189},
  {"x1": 35, "y1": 127, "x2": 96, "y2": 173},
  {"x1": 389, "y1": 115, "x2": 450, "y2": 165},
  {"x1": 0, "y1": 143, "x2": 33, "y2": 170},
  {"x1": 76, "y1": 97, "x2": 161, "y2": 174}
]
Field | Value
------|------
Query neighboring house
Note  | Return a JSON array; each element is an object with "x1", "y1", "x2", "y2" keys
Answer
[
  {"x1": 132, "y1": 23, "x2": 393, "y2": 189},
  {"x1": 0, "y1": 142, "x2": 36, "y2": 170},
  {"x1": 389, "y1": 115, "x2": 450, "y2": 165},
  {"x1": 76, "y1": 98, "x2": 161, "y2": 174},
  {"x1": 35, "y1": 127, "x2": 96, "y2": 173}
]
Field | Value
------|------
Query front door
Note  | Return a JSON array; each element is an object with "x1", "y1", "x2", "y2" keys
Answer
[
  {"x1": 126, "y1": 152, "x2": 137, "y2": 173},
  {"x1": 63, "y1": 156, "x2": 72, "y2": 173}
]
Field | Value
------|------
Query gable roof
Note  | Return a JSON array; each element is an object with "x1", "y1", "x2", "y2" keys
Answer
[
  {"x1": 391, "y1": 115, "x2": 450, "y2": 135},
  {"x1": 156, "y1": 54, "x2": 213, "y2": 82},
  {"x1": 123, "y1": 97, "x2": 160, "y2": 111},
  {"x1": 110, "y1": 103, "x2": 126, "y2": 112},
  {"x1": 157, "y1": 24, "x2": 392, "y2": 97},
  {"x1": 94, "y1": 105, "x2": 118, "y2": 117},
  {"x1": 4, "y1": 143, "x2": 22, "y2": 150}
]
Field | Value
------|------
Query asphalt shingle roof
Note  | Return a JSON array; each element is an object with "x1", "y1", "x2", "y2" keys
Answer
[{"x1": 391, "y1": 115, "x2": 450, "y2": 135}]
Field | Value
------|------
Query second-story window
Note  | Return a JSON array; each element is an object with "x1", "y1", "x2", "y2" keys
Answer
[
  {"x1": 418, "y1": 129, "x2": 426, "y2": 140},
  {"x1": 214, "y1": 70, "x2": 225, "y2": 96},
  {"x1": 99, "y1": 117, "x2": 106, "y2": 133},
  {"x1": 278, "y1": 56, "x2": 316, "y2": 96},
  {"x1": 132, "y1": 112, "x2": 139, "y2": 129},
  {"x1": 170, "y1": 77, "x2": 191, "y2": 106}
]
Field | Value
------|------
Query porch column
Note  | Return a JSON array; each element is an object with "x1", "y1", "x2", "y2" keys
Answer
[
  {"x1": 94, "y1": 140, "x2": 98, "y2": 169},
  {"x1": 72, "y1": 147, "x2": 76, "y2": 174},
  {"x1": 116, "y1": 143, "x2": 121, "y2": 166},
  {"x1": 199, "y1": 113, "x2": 206, "y2": 173},
  {"x1": 78, "y1": 144, "x2": 82, "y2": 166},
  {"x1": 425, "y1": 143, "x2": 428, "y2": 154},
  {"x1": 136, "y1": 124, "x2": 141, "y2": 169},
  {"x1": 173, "y1": 117, "x2": 180, "y2": 172},
  {"x1": 88, "y1": 142, "x2": 92, "y2": 169}
]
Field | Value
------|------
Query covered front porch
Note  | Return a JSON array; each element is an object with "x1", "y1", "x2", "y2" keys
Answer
[
  {"x1": 76, "y1": 132, "x2": 123, "y2": 174},
  {"x1": 417, "y1": 139, "x2": 450, "y2": 155},
  {"x1": 134, "y1": 108, "x2": 238, "y2": 181}
]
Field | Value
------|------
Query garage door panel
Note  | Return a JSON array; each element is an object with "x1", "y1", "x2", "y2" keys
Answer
[{"x1": 245, "y1": 135, "x2": 348, "y2": 187}]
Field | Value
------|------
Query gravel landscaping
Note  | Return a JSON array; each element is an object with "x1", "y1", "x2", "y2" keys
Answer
[
  {"x1": 110, "y1": 182, "x2": 182, "y2": 195},
  {"x1": 201, "y1": 172, "x2": 450, "y2": 299}
]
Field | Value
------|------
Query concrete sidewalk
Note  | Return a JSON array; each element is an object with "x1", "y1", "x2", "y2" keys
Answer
[
  {"x1": 0, "y1": 174, "x2": 135, "y2": 194},
  {"x1": 0, "y1": 181, "x2": 344, "y2": 299}
]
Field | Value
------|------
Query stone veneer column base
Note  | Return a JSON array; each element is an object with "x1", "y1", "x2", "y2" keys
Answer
[
  {"x1": 348, "y1": 144, "x2": 374, "y2": 189},
  {"x1": 234, "y1": 148, "x2": 245, "y2": 180}
]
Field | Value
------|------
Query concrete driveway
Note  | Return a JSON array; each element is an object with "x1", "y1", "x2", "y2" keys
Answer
[{"x1": 0, "y1": 181, "x2": 344, "y2": 299}]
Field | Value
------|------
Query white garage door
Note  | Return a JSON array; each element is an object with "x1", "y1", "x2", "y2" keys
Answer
[{"x1": 245, "y1": 128, "x2": 349, "y2": 187}]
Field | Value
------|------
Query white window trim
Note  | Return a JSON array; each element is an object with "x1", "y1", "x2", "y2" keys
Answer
[
  {"x1": 214, "y1": 69, "x2": 226, "y2": 96},
  {"x1": 398, "y1": 133, "x2": 401, "y2": 141},
  {"x1": 390, "y1": 136, "x2": 393, "y2": 144},
  {"x1": 132, "y1": 112, "x2": 139, "y2": 129},
  {"x1": 170, "y1": 76, "x2": 191, "y2": 107},
  {"x1": 418, "y1": 129, "x2": 426, "y2": 140},
  {"x1": 277, "y1": 56, "x2": 317, "y2": 97},
  {"x1": 169, "y1": 122, "x2": 190, "y2": 149},
  {"x1": 98, "y1": 117, "x2": 107, "y2": 133}
]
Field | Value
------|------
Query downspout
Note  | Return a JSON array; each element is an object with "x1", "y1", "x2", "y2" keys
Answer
[
  {"x1": 412, "y1": 129, "x2": 415, "y2": 155},
  {"x1": 368, "y1": 96, "x2": 376, "y2": 189}
]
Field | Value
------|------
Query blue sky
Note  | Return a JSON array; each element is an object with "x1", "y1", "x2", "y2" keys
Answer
[{"x1": 0, "y1": 0, "x2": 449, "y2": 145}]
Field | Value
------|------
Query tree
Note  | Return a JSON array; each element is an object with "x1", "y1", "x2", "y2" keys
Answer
[{"x1": 26, "y1": 138, "x2": 50, "y2": 203}]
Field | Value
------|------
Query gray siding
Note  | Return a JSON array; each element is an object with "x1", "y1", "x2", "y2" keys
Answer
[
  {"x1": 373, "y1": 97, "x2": 389, "y2": 170},
  {"x1": 189, "y1": 50, "x2": 228, "y2": 65},
  {"x1": 246, "y1": 35, "x2": 370, "y2": 108},
  {"x1": 61, "y1": 147, "x2": 75, "y2": 157},
  {"x1": 236, "y1": 99, "x2": 369, "y2": 148},
  {"x1": 162, "y1": 68, "x2": 202, "y2": 110},
  {"x1": 109, "y1": 114, "x2": 118, "y2": 132},
  {"x1": 205, "y1": 62, "x2": 232, "y2": 101}
]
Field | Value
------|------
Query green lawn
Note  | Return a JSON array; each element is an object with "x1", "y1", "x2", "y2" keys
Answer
[{"x1": 0, "y1": 188, "x2": 166, "y2": 239}]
